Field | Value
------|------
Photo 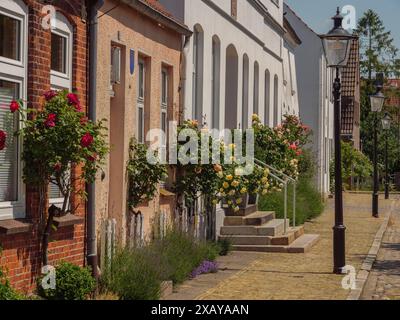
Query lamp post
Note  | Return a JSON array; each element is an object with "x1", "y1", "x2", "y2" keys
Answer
[
  {"x1": 370, "y1": 79, "x2": 385, "y2": 217},
  {"x1": 382, "y1": 112, "x2": 391, "y2": 199},
  {"x1": 320, "y1": 7, "x2": 353, "y2": 274}
]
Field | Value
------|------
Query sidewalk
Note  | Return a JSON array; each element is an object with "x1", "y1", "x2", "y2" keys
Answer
[
  {"x1": 166, "y1": 193, "x2": 398, "y2": 300},
  {"x1": 361, "y1": 196, "x2": 400, "y2": 300}
]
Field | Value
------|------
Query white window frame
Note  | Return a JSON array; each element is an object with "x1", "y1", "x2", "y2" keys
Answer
[
  {"x1": 49, "y1": 13, "x2": 73, "y2": 207},
  {"x1": 161, "y1": 68, "x2": 168, "y2": 150},
  {"x1": 0, "y1": 0, "x2": 27, "y2": 220},
  {"x1": 137, "y1": 58, "x2": 145, "y2": 143},
  {"x1": 50, "y1": 12, "x2": 73, "y2": 91}
]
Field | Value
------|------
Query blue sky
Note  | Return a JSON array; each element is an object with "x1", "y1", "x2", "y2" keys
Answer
[{"x1": 285, "y1": 0, "x2": 400, "y2": 50}]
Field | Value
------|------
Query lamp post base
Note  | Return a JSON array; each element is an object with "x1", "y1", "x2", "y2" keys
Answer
[{"x1": 333, "y1": 224, "x2": 346, "y2": 275}]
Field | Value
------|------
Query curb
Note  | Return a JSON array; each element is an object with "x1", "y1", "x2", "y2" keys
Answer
[{"x1": 346, "y1": 200, "x2": 394, "y2": 300}]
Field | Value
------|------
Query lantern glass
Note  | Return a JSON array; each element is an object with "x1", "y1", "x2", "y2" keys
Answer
[
  {"x1": 322, "y1": 36, "x2": 351, "y2": 68},
  {"x1": 370, "y1": 93, "x2": 385, "y2": 112},
  {"x1": 382, "y1": 114, "x2": 391, "y2": 130}
]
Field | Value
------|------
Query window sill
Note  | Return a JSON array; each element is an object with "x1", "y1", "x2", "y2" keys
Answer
[
  {"x1": 53, "y1": 214, "x2": 84, "y2": 228},
  {"x1": 0, "y1": 219, "x2": 32, "y2": 235}
]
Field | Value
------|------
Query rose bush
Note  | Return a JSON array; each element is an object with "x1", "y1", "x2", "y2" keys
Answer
[{"x1": 8, "y1": 90, "x2": 109, "y2": 264}]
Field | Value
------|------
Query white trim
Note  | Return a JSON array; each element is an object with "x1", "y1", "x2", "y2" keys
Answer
[
  {"x1": 50, "y1": 13, "x2": 73, "y2": 91},
  {"x1": 0, "y1": 0, "x2": 27, "y2": 221},
  {"x1": 137, "y1": 59, "x2": 145, "y2": 143}
]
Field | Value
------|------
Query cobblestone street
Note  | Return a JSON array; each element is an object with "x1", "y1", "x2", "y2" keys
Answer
[
  {"x1": 361, "y1": 195, "x2": 400, "y2": 300},
  {"x1": 167, "y1": 193, "x2": 398, "y2": 300}
]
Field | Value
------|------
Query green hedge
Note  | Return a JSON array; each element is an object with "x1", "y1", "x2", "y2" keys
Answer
[{"x1": 259, "y1": 174, "x2": 324, "y2": 225}]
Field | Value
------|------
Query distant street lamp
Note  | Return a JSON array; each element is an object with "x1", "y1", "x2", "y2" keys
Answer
[
  {"x1": 320, "y1": 7, "x2": 353, "y2": 275},
  {"x1": 382, "y1": 112, "x2": 392, "y2": 200},
  {"x1": 370, "y1": 76, "x2": 385, "y2": 217}
]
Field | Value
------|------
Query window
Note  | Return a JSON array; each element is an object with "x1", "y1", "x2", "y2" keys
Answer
[
  {"x1": 241, "y1": 54, "x2": 249, "y2": 130},
  {"x1": 211, "y1": 36, "x2": 220, "y2": 130},
  {"x1": 231, "y1": 0, "x2": 237, "y2": 19},
  {"x1": 137, "y1": 59, "x2": 145, "y2": 143},
  {"x1": 50, "y1": 12, "x2": 72, "y2": 90},
  {"x1": 0, "y1": 0, "x2": 27, "y2": 220},
  {"x1": 192, "y1": 25, "x2": 204, "y2": 123},
  {"x1": 264, "y1": 69, "x2": 270, "y2": 125},
  {"x1": 49, "y1": 13, "x2": 73, "y2": 206},
  {"x1": 0, "y1": 13, "x2": 20, "y2": 61},
  {"x1": 253, "y1": 62, "x2": 259, "y2": 115},
  {"x1": 273, "y1": 75, "x2": 279, "y2": 126},
  {"x1": 161, "y1": 68, "x2": 168, "y2": 153}
]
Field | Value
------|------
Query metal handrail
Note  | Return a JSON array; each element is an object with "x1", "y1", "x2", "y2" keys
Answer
[{"x1": 254, "y1": 159, "x2": 297, "y2": 232}]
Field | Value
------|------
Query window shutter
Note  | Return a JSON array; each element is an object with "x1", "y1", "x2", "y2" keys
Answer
[{"x1": 0, "y1": 86, "x2": 19, "y2": 202}]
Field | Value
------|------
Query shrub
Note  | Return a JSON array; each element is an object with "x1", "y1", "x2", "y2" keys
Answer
[
  {"x1": 259, "y1": 174, "x2": 324, "y2": 225},
  {"x1": 0, "y1": 268, "x2": 23, "y2": 300},
  {"x1": 38, "y1": 262, "x2": 95, "y2": 300},
  {"x1": 101, "y1": 229, "x2": 220, "y2": 300},
  {"x1": 101, "y1": 248, "x2": 162, "y2": 300},
  {"x1": 217, "y1": 238, "x2": 232, "y2": 256}
]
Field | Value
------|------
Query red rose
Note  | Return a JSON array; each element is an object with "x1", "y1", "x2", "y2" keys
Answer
[
  {"x1": 45, "y1": 113, "x2": 56, "y2": 128},
  {"x1": 67, "y1": 93, "x2": 79, "y2": 106},
  {"x1": 289, "y1": 143, "x2": 297, "y2": 151},
  {"x1": 54, "y1": 162, "x2": 62, "y2": 171},
  {"x1": 80, "y1": 116, "x2": 89, "y2": 125},
  {"x1": 44, "y1": 90, "x2": 58, "y2": 101},
  {"x1": 0, "y1": 130, "x2": 6, "y2": 151},
  {"x1": 87, "y1": 152, "x2": 97, "y2": 162},
  {"x1": 81, "y1": 132, "x2": 94, "y2": 148},
  {"x1": 10, "y1": 100, "x2": 19, "y2": 113},
  {"x1": 296, "y1": 150, "x2": 303, "y2": 156}
]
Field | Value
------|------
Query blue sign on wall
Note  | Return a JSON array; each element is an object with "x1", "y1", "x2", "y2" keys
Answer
[{"x1": 130, "y1": 49, "x2": 135, "y2": 75}]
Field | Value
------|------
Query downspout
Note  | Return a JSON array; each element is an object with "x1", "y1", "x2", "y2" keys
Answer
[
  {"x1": 86, "y1": 0, "x2": 104, "y2": 280},
  {"x1": 179, "y1": 34, "x2": 191, "y2": 124}
]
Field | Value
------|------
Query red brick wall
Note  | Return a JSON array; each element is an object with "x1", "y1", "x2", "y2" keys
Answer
[{"x1": 0, "y1": 0, "x2": 88, "y2": 294}]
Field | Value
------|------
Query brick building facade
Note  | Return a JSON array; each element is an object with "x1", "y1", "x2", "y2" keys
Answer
[{"x1": 0, "y1": 0, "x2": 89, "y2": 293}]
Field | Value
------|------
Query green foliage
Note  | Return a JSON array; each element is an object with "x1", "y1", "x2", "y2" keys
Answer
[
  {"x1": 127, "y1": 138, "x2": 167, "y2": 209},
  {"x1": 0, "y1": 266, "x2": 23, "y2": 300},
  {"x1": 101, "y1": 229, "x2": 219, "y2": 300},
  {"x1": 38, "y1": 262, "x2": 95, "y2": 300},
  {"x1": 330, "y1": 142, "x2": 373, "y2": 190},
  {"x1": 259, "y1": 174, "x2": 324, "y2": 225},
  {"x1": 216, "y1": 238, "x2": 232, "y2": 256}
]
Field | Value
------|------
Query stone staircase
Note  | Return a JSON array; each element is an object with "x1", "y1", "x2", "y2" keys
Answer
[{"x1": 219, "y1": 205, "x2": 319, "y2": 253}]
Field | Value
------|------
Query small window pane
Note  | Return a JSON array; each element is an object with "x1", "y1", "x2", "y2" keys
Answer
[
  {"x1": 0, "y1": 80, "x2": 19, "y2": 202},
  {"x1": 162, "y1": 71, "x2": 168, "y2": 105},
  {"x1": 0, "y1": 13, "x2": 21, "y2": 61},
  {"x1": 138, "y1": 107, "x2": 144, "y2": 143},
  {"x1": 138, "y1": 62, "x2": 145, "y2": 99},
  {"x1": 51, "y1": 33, "x2": 66, "y2": 73}
]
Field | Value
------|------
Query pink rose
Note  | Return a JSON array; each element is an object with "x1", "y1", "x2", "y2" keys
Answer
[
  {"x1": 10, "y1": 100, "x2": 19, "y2": 113},
  {"x1": 289, "y1": 143, "x2": 297, "y2": 151},
  {"x1": 81, "y1": 132, "x2": 94, "y2": 148},
  {"x1": 296, "y1": 149, "x2": 303, "y2": 156},
  {"x1": 45, "y1": 113, "x2": 56, "y2": 128},
  {"x1": 0, "y1": 130, "x2": 6, "y2": 151},
  {"x1": 44, "y1": 90, "x2": 58, "y2": 101}
]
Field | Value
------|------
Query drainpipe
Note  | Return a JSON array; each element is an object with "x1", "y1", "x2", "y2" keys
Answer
[
  {"x1": 86, "y1": 0, "x2": 104, "y2": 280},
  {"x1": 179, "y1": 34, "x2": 191, "y2": 124}
]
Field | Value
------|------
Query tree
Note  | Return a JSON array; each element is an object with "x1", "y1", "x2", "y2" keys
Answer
[{"x1": 356, "y1": 10, "x2": 400, "y2": 177}]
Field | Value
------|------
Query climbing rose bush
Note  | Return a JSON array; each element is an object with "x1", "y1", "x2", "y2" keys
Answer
[{"x1": 0, "y1": 130, "x2": 6, "y2": 151}]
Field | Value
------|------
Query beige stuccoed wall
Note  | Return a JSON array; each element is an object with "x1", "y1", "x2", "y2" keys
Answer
[{"x1": 95, "y1": 0, "x2": 182, "y2": 248}]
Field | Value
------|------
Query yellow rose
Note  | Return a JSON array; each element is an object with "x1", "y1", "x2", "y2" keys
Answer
[
  {"x1": 261, "y1": 177, "x2": 268, "y2": 184},
  {"x1": 226, "y1": 175, "x2": 233, "y2": 181},
  {"x1": 212, "y1": 199, "x2": 218, "y2": 205},
  {"x1": 220, "y1": 188, "x2": 224, "y2": 193},
  {"x1": 240, "y1": 187, "x2": 247, "y2": 194},
  {"x1": 231, "y1": 180, "x2": 239, "y2": 187},
  {"x1": 229, "y1": 190, "x2": 236, "y2": 196},
  {"x1": 227, "y1": 200, "x2": 232, "y2": 205},
  {"x1": 217, "y1": 171, "x2": 224, "y2": 178},
  {"x1": 236, "y1": 198, "x2": 243, "y2": 204},
  {"x1": 233, "y1": 207, "x2": 240, "y2": 212},
  {"x1": 223, "y1": 182, "x2": 229, "y2": 189},
  {"x1": 262, "y1": 189, "x2": 268, "y2": 195}
]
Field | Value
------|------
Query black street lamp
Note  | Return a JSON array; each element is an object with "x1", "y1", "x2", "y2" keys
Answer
[
  {"x1": 370, "y1": 80, "x2": 385, "y2": 217},
  {"x1": 320, "y1": 7, "x2": 353, "y2": 274},
  {"x1": 382, "y1": 112, "x2": 392, "y2": 200}
]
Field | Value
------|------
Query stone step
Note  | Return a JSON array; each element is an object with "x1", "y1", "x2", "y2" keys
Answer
[
  {"x1": 231, "y1": 234, "x2": 320, "y2": 253},
  {"x1": 223, "y1": 211, "x2": 275, "y2": 226},
  {"x1": 270, "y1": 226, "x2": 304, "y2": 245},
  {"x1": 220, "y1": 218, "x2": 290, "y2": 236},
  {"x1": 224, "y1": 204, "x2": 257, "y2": 217},
  {"x1": 219, "y1": 235, "x2": 272, "y2": 246},
  {"x1": 287, "y1": 234, "x2": 320, "y2": 253}
]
